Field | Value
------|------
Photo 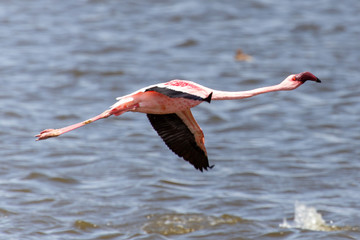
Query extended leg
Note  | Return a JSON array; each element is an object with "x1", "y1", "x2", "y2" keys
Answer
[
  {"x1": 35, "y1": 110, "x2": 112, "y2": 140},
  {"x1": 36, "y1": 95, "x2": 141, "y2": 141}
]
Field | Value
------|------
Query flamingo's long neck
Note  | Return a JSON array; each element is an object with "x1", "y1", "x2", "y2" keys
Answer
[{"x1": 211, "y1": 84, "x2": 283, "y2": 100}]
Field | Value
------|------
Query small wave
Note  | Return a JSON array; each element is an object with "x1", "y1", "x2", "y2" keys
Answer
[
  {"x1": 175, "y1": 39, "x2": 198, "y2": 48},
  {"x1": 74, "y1": 220, "x2": 99, "y2": 231},
  {"x1": 23, "y1": 172, "x2": 79, "y2": 185},
  {"x1": 143, "y1": 213, "x2": 245, "y2": 235},
  {"x1": 280, "y1": 202, "x2": 345, "y2": 231}
]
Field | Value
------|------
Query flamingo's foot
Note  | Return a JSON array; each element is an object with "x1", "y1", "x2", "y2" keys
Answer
[{"x1": 35, "y1": 129, "x2": 61, "y2": 140}]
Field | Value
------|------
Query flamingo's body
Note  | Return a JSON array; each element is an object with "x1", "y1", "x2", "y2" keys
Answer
[{"x1": 36, "y1": 72, "x2": 320, "y2": 171}]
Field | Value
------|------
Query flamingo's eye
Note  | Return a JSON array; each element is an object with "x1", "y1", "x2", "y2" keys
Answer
[{"x1": 292, "y1": 76, "x2": 297, "y2": 81}]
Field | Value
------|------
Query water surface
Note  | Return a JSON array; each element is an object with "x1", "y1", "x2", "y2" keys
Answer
[{"x1": 1, "y1": 0, "x2": 360, "y2": 239}]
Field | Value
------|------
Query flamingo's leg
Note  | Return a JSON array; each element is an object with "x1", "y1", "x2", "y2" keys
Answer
[{"x1": 36, "y1": 102, "x2": 139, "y2": 141}]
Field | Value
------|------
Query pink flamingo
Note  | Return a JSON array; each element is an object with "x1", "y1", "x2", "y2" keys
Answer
[{"x1": 36, "y1": 72, "x2": 320, "y2": 171}]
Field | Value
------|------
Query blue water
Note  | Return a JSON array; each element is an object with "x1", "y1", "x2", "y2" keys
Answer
[{"x1": 1, "y1": 0, "x2": 360, "y2": 239}]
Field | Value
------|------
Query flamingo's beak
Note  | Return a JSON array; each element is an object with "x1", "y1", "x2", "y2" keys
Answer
[{"x1": 297, "y1": 72, "x2": 321, "y2": 83}]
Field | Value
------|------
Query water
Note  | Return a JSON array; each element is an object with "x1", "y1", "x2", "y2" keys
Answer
[
  {"x1": 1, "y1": 0, "x2": 360, "y2": 239},
  {"x1": 280, "y1": 202, "x2": 351, "y2": 232}
]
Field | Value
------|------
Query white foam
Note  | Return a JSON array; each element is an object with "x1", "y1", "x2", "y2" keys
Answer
[{"x1": 280, "y1": 202, "x2": 339, "y2": 231}]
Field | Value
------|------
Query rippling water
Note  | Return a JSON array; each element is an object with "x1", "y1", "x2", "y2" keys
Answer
[{"x1": 1, "y1": 0, "x2": 360, "y2": 239}]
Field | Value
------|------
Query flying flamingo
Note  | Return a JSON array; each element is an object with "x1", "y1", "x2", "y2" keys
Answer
[{"x1": 36, "y1": 72, "x2": 321, "y2": 171}]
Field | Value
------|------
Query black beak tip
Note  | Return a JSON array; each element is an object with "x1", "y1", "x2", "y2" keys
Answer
[{"x1": 316, "y1": 78, "x2": 321, "y2": 83}]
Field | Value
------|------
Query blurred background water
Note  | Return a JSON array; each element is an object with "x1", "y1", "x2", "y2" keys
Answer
[{"x1": 1, "y1": 0, "x2": 360, "y2": 239}]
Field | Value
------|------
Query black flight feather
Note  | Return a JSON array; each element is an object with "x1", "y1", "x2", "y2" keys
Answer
[
  {"x1": 147, "y1": 113, "x2": 213, "y2": 171},
  {"x1": 145, "y1": 86, "x2": 212, "y2": 103}
]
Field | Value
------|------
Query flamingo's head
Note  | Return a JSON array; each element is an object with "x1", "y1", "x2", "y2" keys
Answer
[
  {"x1": 280, "y1": 71, "x2": 321, "y2": 90},
  {"x1": 295, "y1": 71, "x2": 321, "y2": 83}
]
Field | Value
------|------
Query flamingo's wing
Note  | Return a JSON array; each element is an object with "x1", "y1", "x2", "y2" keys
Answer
[
  {"x1": 147, "y1": 110, "x2": 213, "y2": 171},
  {"x1": 145, "y1": 86, "x2": 212, "y2": 103}
]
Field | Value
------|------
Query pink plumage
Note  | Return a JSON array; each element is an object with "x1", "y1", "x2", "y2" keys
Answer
[{"x1": 36, "y1": 72, "x2": 320, "y2": 171}]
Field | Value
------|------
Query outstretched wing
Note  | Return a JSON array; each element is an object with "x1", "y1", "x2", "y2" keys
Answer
[
  {"x1": 147, "y1": 111, "x2": 213, "y2": 171},
  {"x1": 145, "y1": 86, "x2": 212, "y2": 103}
]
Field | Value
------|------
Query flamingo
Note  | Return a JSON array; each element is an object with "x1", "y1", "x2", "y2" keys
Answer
[{"x1": 36, "y1": 72, "x2": 321, "y2": 171}]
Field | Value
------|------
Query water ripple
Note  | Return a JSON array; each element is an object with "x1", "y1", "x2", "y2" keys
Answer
[{"x1": 1, "y1": 0, "x2": 360, "y2": 239}]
